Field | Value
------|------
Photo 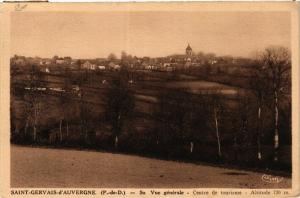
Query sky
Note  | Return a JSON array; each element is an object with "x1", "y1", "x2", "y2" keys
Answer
[{"x1": 11, "y1": 11, "x2": 291, "y2": 59}]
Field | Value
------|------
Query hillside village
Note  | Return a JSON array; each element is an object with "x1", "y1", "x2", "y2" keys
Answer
[
  {"x1": 8, "y1": 6, "x2": 296, "y2": 189},
  {"x1": 10, "y1": 44, "x2": 291, "y2": 174},
  {"x1": 11, "y1": 44, "x2": 254, "y2": 77}
]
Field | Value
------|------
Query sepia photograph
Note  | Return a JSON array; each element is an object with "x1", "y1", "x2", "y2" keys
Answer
[{"x1": 2, "y1": 2, "x2": 298, "y2": 194}]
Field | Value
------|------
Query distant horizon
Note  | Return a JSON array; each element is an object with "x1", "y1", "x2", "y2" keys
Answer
[
  {"x1": 11, "y1": 44, "x2": 290, "y2": 60},
  {"x1": 11, "y1": 12, "x2": 290, "y2": 59}
]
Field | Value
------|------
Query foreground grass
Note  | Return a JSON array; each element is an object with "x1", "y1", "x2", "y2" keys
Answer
[{"x1": 11, "y1": 145, "x2": 291, "y2": 188}]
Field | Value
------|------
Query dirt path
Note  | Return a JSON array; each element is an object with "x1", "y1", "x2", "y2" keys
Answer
[{"x1": 11, "y1": 145, "x2": 291, "y2": 188}]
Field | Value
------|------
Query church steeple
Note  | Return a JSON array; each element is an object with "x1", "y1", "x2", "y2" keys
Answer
[{"x1": 186, "y1": 43, "x2": 192, "y2": 56}]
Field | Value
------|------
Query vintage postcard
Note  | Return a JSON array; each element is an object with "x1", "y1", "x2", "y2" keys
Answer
[{"x1": 0, "y1": 2, "x2": 299, "y2": 197}]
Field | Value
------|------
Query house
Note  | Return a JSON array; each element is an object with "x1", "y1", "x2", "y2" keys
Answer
[
  {"x1": 165, "y1": 66, "x2": 175, "y2": 72},
  {"x1": 108, "y1": 62, "x2": 120, "y2": 70},
  {"x1": 145, "y1": 65, "x2": 157, "y2": 70},
  {"x1": 163, "y1": 63, "x2": 171, "y2": 67},
  {"x1": 210, "y1": 59, "x2": 218, "y2": 65},
  {"x1": 82, "y1": 61, "x2": 96, "y2": 70},
  {"x1": 114, "y1": 65, "x2": 120, "y2": 70},
  {"x1": 145, "y1": 65, "x2": 152, "y2": 70},
  {"x1": 55, "y1": 58, "x2": 65, "y2": 64},
  {"x1": 141, "y1": 62, "x2": 149, "y2": 69},
  {"x1": 63, "y1": 57, "x2": 72, "y2": 65},
  {"x1": 90, "y1": 65, "x2": 96, "y2": 70},
  {"x1": 98, "y1": 65, "x2": 106, "y2": 70},
  {"x1": 39, "y1": 60, "x2": 51, "y2": 66}
]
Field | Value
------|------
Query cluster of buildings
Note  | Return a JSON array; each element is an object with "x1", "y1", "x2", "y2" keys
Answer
[
  {"x1": 76, "y1": 44, "x2": 199, "y2": 72},
  {"x1": 12, "y1": 44, "x2": 252, "y2": 75},
  {"x1": 11, "y1": 44, "x2": 199, "y2": 70}
]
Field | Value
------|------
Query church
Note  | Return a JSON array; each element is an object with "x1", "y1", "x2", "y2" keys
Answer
[
  {"x1": 186, "y1": 43, "x2": 193, "y2": 56},
  {"x1": 185, "y1": 43, "x2": 193, "y2": 68},
  {"x1": 156, "y1": 43, "x2": 195, "y2": 71}
]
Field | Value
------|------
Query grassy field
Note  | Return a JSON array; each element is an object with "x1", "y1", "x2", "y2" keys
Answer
[
  {"x1": 11, "y1": 145, "x2": 291, "y2": 188},
  {"x1": 10, "y1": 70, "x2": 292, "y2": 173}
]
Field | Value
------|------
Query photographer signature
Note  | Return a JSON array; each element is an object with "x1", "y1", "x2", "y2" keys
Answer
[{"x1": 261, "y1": 174, "x2": 284, "y2": 183}]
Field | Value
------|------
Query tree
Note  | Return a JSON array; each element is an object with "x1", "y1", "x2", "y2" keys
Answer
[
  {"x1": 107, "y1": 53, "x2": 117, "y2": 62},
  {"x1": 76, "y1": 59, "x2": 82, "y2": 70},
  {"x1": 76, "y1": 75, "x2": 92, "y2": 144},
  {"x1": 10, "y1": 95, "x2": 18, "y2": 141},
  {"x1": 121, "y1": 51, "x2": 133, "y2": 68},
  {"x1": 205, "y1": 53, "x2": 216, "y2": 61},
  {"x1": 184, "y1": 93, "x2": 210, "y2": 154},
  {"x1": 155, "y1": 89, "x2": 189, "y2": 148},
  {"x1": 234, "y1": 91, "x2": 255, "y2": 161},
  {"x1": 155, "y1": 89, "x2": 210, "y2": 155},
  {"x1": 53, "y1": 55, "x2": 59, "y2": 60},
  {"x1": 79, "y1": 98, "x2": 91, "y2": 143},
  {"x1": 105, "y1": 73, "x2": 135, "y2": 149},
  {"x1": 206, "y1": 91, "x2": 225, "y2": 159},
  {"x1": 258, "y1": 46, "x2": 291, "y2": 162},
  {"x1": 204, "y1": 63, "x2": 212, "y2": 76},
  {"x1": 58, "y1": 68, "x2": 73, "y2": 142},
  {"x1": 52, "y1": 55, "x2": 59, "y2": 64},
  {"x1": 24, "y1": 65, "x2": 45, "y2": 142},
  {"x1": 250, "y1": 61, "x2": 269, "y2": 161}
]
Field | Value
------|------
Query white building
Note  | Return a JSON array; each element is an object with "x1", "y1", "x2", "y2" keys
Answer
[
  {"x1": 56, "y1": 59, "x2": 65, "y2": 64},
  {"x1": 145, "y1": 65, "x2": 157, "y2": 70},
  {"x1": 82, "y1": 61, "x2": 96, "y2": 70},
  {"x1": 98, "y1": 65, "x2": 106, "y2": 70},
  {"x1": 163, "y1": 63, "x2": 171, "y2": 67},
  {"x1": 108, "y1": 62, "x2": 120, "y2": 70}
]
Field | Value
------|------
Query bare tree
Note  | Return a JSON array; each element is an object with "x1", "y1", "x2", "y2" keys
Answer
[
  {"x1": 79, "y1": 98, "x2": 90, "y2": 143},
  {"x1": 235, "y1": 91, "x2": 255, "y2": 161},
  {"x1": 250, "y1": 62, "x2": 269, "y2": 161},
  {"x1": 77, "y1": 76, "x2": 92, "y2": 144},
  {"x1": 58, "y1": 68, "x2": 73, "y2": 142},
  {"x1": 207, "y1": 91, "x2": 225, "y2": 159},
  {"x1": 63, "y1": 75, "x2": 73, "y2": 140},
  {"x1": 74, "y1": 68, "x2": 90, "y2": 143},
  {"x1": 258, "y1": 46, "x2": 291, "y2": 162},
  {"x1": 24, "y1": 65, "x2": 45, "y2": 142}
]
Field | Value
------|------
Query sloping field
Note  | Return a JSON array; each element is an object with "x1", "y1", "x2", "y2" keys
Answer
[{"x1": 11, "y1": 145, "x2": 291, "y2": 188}]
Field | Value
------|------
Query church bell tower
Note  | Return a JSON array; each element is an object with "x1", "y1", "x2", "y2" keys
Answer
[
  {"x1": 186, "y1": 44, "x2": 192, "y2": 57},
  {"x1": 185, "y1": 44, "x2": 193, "y2": 67}
]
